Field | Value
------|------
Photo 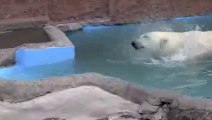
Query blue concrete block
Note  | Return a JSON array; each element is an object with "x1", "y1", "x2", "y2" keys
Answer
[
  {"x1": 15, "y1": 46, "x2": 75, "y2": 67},
  {"x1": 0, "y1": 59, "x2": 75, "y2": 80}
]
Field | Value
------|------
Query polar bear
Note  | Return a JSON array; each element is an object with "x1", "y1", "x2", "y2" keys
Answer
[{"x1": 131, "y1": 31, "x2": 212, "y2": 59}]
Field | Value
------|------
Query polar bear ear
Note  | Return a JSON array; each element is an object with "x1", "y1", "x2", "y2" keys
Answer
[{"x1": 160, "y1": 38, "x2": 168, "y2": 49}]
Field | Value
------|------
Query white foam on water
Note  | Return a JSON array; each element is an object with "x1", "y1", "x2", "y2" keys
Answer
[
  {"x1": 161, "y1": 49, "x2": 188, "y2": 62},
  {"x1": 132, "y1": 47, "x2": 189, "y2": 67},
  {"x1": 172, "y1": 80, "x2": 207, "y2": 90},
  {"x1": 106, "y1": 59, "x2": 127, "y2": 64}
]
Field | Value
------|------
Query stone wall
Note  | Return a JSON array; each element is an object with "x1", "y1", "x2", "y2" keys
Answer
[
  {"x1": 0, "y1": 0, "x2": 212, "y2": 25},
  {"x1": 110, "y1": 0, "x2": 212, "y2": 23},
  {"x1": 0, "y1": 0, "x2": 47, "y2": 20},
  {"x1": 47, "y1": 0, "x2": 109, "y2": 23}
]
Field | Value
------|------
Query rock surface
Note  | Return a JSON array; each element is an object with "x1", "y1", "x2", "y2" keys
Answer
[
  {"x1": 0, "y1": 73, "x2": 149, "y2": 103},
  {"x1": 110, "y1": 0, "x2": 212, "y2": 23},
  {"x1": 0, "y1": 0, "x2": 212, "y2": 25},
  {"x1": 97, "y1": 112, "x2": 141, "y2": 120},
  {"x1": 0, "y1": 86, "x2": 139, "y2": 120},
  {"x1": 168, "y1": 108, "x2": 212, "y2": 120},
  {"x1": 56, "y1": 23, "x2": 83, "y2": 32},
  {"x1": 0, "y1": 73, "x2": 212, "y2": 120},
  {"x1": 138, "y1": 102, "x2": 159, "y2": 114}
]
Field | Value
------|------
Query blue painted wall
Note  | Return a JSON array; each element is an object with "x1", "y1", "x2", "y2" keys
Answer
[
  {"x1": 0, "y1": 46, "x2": 75, "y2": 80},
  {"x1": 16, "y1": 46, "x2": 75, "y2": 67}
]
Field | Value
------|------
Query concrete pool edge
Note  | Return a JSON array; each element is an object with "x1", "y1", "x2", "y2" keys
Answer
[
  {"x1": 0, "y1": 25, "x2": 75, "y2": 67},
  {"x1": 0, "y1": 73, "x2": 211, "y2": 119}
]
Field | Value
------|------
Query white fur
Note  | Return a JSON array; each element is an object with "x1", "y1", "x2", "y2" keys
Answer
[{"x1": 134, "y1": 31, "x2": 212, "y2": 58}]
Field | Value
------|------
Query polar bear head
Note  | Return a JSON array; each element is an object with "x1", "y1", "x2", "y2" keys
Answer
[{"x1": 131, "y1": 32, "x2": 184, "y2": 57}]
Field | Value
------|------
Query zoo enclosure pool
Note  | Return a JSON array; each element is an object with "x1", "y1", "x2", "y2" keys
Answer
[{"x1": 1, "y1": 15, "x2": 212, "y2": 98}]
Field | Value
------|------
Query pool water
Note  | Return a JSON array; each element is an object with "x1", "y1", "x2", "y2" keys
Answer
[
  {"x1": 1, "y1": 15, "x2": 212, "y2": 98},
  {"x1": 67, "y1": 15, "x2": 212, "y2": 98}
]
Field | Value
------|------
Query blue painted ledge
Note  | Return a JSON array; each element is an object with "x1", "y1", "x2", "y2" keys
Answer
[
  {"x1": 16, "y1": 46, "x2": 75, "y2": 67},
  {"x1": 0, "y1": 46, "x2": 75, "y2": 80}
]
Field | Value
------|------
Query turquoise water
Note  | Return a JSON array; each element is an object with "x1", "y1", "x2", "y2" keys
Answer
[
  {"x1": 0, "y1": 60, "x2": 74, "y2": 80},
  {"x1": 67, "y1": 15, "x2": 212, "y2": 98},
  {"x1": 1, "y1": 15, "x2": 212, "y2": 98}
]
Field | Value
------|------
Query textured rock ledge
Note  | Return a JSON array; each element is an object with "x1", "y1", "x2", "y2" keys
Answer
[
  {"x1": 0, "y1": 86, "x2": 139, "y2": 120},
  {"x1": 0, "y1": 73, "x2": 212, "y2": 120}
]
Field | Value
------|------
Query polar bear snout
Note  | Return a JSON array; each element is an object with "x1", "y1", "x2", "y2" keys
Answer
[{"x1": 131, "y1": 41, "x2": 144, "y2": 50}]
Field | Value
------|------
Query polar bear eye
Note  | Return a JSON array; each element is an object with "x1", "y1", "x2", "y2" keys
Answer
[
  {"x1": 143, "y1": 35, "x2": 149, "y2": 39},
  {"x1": 160, "y1": 38, "x2": 168, "y2": 49}
]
